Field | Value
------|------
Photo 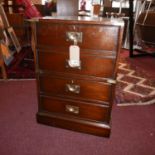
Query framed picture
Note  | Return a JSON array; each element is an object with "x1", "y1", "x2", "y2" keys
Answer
[
  {"x1": 7, "y1": 27, "x2": 21, "y2": 53},
  {"x1": 0, "y1": 4, "x2": 10, "y2": 28}
]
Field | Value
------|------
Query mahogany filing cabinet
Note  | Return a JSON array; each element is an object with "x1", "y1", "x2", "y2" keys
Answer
[{"x1": 34, "y1": 16, "x2": 124, "y2": 137}]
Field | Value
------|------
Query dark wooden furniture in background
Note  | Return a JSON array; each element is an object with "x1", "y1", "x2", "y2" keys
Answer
[
  {"x1": 34, "y1": 17, "x2": 124, "y2": 137},
  {"x1": 34, "y1": 0, "x2": 78, "y2": 16},
  {"x1": 133, "y1": 11, "x2": 155, "y2": 57},
  {"x1": 102, "y1": 7, "x2": 129, "y2": 17},
  {"x1": 6, "y1": 13, "x2": 26, "y2": 43},
  {"x1": 128, "y1": 0, "x2": 155, "y2": 57},
  {"x1": 35, "y1": 4, "x2": 45, "y2": 16},
  {"x1": 128, "y1": 0, "x2": 134, "y2": 57},
  {"x1": 57, "y1": 0, "x2": 78, "y2": 16},
  {"x1": 2, "y1": 0, "x2": 23, "y2": 13},
  {"x1": 1, "y1": 0, "x2": 29, "y2": 46}
]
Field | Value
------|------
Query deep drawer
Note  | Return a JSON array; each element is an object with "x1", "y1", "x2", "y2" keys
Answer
[
  {"x1": 39, "y1": 75, "x2": 112, "y2": 103},
  {"x1": 38, "y1": 49, "x2": 116, "y2": 78},
  {"x1": 40, "y1": 96, "x2": 110, "y2": 122},
  {"x1": 36, "y1": 22, "x2": 119, "y2": 51}
]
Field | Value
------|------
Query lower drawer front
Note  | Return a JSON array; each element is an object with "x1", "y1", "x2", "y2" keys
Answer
[
  {"x1": 39, "y1": 76, "x2": 111, "y2": 103},
  {"x1": 40, "y1": 96, "x2": 110, "y2": 122}
]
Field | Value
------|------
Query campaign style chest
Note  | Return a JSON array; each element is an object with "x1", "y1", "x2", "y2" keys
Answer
[{"x1": 34, "y1": 17, "x2": 124, "y2": 137}]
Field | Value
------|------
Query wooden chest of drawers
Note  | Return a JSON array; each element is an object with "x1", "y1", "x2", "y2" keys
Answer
[{"x1": 34, "y1": 16, "x2": 124, "y2": 137}]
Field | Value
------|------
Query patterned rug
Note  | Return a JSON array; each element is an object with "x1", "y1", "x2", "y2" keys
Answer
[{"x1": 115, "y1": 60, "x2": 155, "y2": 106}]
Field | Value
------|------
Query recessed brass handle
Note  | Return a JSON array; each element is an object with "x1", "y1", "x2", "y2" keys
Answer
[
  {"x1": 65, "y1": 105, "x2": 79, "y2": 114},
  {"x1": 65, "y1": 60, "x2": 81, "y2": 69},
  {"x1": 65, "y1": 83, "x2": 80, "y2": 94}
]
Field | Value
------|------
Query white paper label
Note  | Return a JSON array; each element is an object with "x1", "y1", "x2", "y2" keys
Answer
[{"x1": 69, "y1": 45, "x2": 80, "y2": 67}]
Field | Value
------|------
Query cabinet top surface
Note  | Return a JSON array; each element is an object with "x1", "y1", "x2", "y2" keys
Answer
[{"x1": 32, "y1": 16, "x2": 124, "y2": 27}]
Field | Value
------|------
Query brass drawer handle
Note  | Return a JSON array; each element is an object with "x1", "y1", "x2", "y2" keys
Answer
[
  {"x1": 65, "y1": 83, "x2": 80, "y2": 94},
  {"x1": 65, "y1": 105, "x2": 79, "y2": 114},
  {"x1": 65, "y1": 60, "x2": 81, "y2": 69}
]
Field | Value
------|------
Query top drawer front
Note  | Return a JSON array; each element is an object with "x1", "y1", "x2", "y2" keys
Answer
[{"x1": 37, "y1": 22, "x2": 119, "y2": 51}]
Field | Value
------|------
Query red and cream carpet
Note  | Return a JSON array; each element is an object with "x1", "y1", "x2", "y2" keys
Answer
[
  {"x1": 1, "y1": 48, "x2": 155, "y2": 106},
  {"x1": 116, "y1": 50, "x2": 155, "y2": 106},
  {"x1": 116, "y1": 62, "x2": 155, "y2": 106}
]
